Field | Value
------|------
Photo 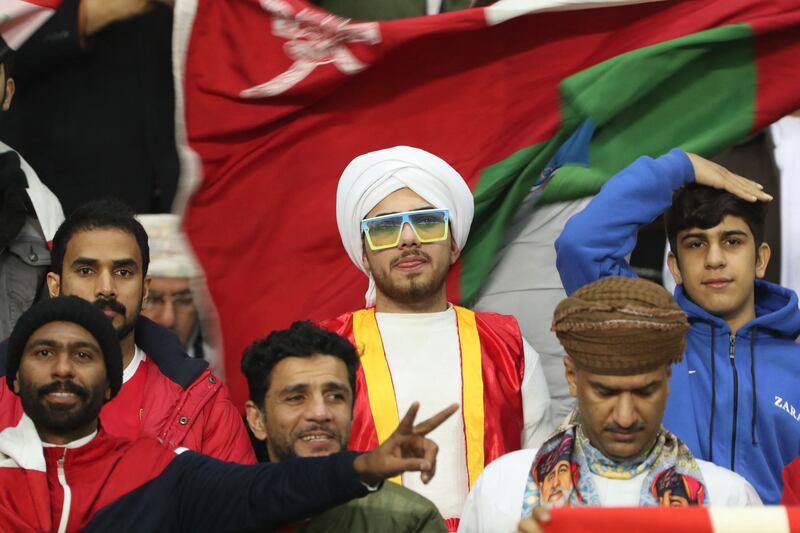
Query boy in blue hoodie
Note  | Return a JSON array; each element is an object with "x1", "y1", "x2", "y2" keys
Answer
[{"x1": 555, "y1": 149, "x2": 800, "y2": 504}]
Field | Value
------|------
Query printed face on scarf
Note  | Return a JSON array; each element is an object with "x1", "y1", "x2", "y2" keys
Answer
[
  {"x1": 565, "y1": 358, "x2": 670, "y2": 462},
  {"x1": 540, "y1": 459, "x2": 575, "y2": 507},
  {"x1": 14, "y1": 321, "x2": 110, "y2": 444},
  {"x1": 667, "y1": 215, "x2": 770, "y2": 329},
  {"x1": 47, "y1": 228, "x2": 148, "y2": 342},
  {"x1": 247, "y1": 354, "x2": 353, "y2": 461},
  {"x1": 361, "y1": 188, "x2": 459, "y2": 308}
]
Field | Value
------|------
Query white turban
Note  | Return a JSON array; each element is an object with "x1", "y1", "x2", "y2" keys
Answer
[
  {"x1": 336, "y1": 146, "x2": 474, "y2": 307},
  {"x1": 136, "y1": 214, "x2": 198, "y2": 279}
]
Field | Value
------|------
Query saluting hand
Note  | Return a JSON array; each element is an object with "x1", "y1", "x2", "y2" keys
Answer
[
  {"x1": 686, "y1": 153, "x2": 773, "y2": 203},
  {"x1": 353, "y1": 402, "x2": 459, "y2": 486}
]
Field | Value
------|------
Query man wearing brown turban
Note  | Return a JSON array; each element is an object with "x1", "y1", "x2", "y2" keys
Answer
[{"x1": 458, "y1": 277, "x2": 760, "y2": 533}]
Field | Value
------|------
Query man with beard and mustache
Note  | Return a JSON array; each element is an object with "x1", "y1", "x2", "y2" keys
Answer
[
  {"x1": 0, "y1": 198, "x2": 256, "y2": 463},
  {"x1": 459, "y1": 277, "x2": 760, "y2": 533},
  {"x1": 322, "y1": 146, "x2": 553, "y2": 529},
  {"x1": 0, "y1": 296, "x2": 458, "y2": 532},
  {"x1": 241, "y1": 320, "x2": 448, "y2": 532}
]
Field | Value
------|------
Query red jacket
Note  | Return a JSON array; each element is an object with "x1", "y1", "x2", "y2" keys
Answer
[
  {"x1": 0, "y1": 416, "x2": 368, "y2": 532},
  {"x1": 0, "y1": 316, "x2": 255, "y2": 464}
]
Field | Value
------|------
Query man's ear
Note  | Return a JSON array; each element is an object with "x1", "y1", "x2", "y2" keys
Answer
[
  {"x1": 104, "y1": 384, "x2": 111, "y2": 401},
  {"x1": 449, "y1": 238, "x2": 461, "y2": 266},
  {"x1": 361, "y1": 240, "x2": 372, "y2": 273},
  {"x1": 142, "y1": 277, "x2": 151, "y2": 304},
  {"x1": 755, "y1": 242, "x2": 771, "y2": 279},
  {"x1": 666, "y1": 251, "x2": 683, "y2": 285},
  {"x1": 564, "y1": 357, "x2": 578, "y2": 398},
  {"x1": 244, "y1": 400, "x2": 268, "y2": 441},
  {"x1": 46, "y1": 272, "x2": 61, "y2": 298},
  {"x1": 13, "y1": 372, "x2": 20, "y2": 394},
  {"x1": 2, "y1": 77, "x2": 14, "y2": 111}
]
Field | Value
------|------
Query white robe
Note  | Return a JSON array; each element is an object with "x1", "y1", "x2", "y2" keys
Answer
[
  {"x1": 458, "y1": 448, "x2": 762, "y2": 533},
  {"x1": 375, "y1": 306, "x2": 554, "y2": 521}
]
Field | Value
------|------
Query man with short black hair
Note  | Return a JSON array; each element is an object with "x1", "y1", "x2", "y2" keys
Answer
[
  {"x1": 554, "y1": 149, "x2": 800, "y2": 503},
  {"x1": 242, "y1": 320, "x2": 448, "y2": 532},
  {"x1": 0, "y1": 197, "x2": 255, "y2": 463},
  {"x1": 0, "y1": 297, "x2": 455, "y2": 532}
]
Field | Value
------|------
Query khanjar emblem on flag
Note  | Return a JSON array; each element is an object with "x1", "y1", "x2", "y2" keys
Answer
[{"x1": 240, "y1": 0, "x2": 381, "y2": 98}]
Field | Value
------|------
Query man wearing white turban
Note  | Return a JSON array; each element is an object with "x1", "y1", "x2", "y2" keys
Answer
[{"x1": 322, "y1": 146, "x2": 554, "y2": 530}]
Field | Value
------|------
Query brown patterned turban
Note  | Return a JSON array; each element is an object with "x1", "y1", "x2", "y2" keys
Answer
[{"x1": 552, "y1": 277, "x2": 689, "y2": 375}]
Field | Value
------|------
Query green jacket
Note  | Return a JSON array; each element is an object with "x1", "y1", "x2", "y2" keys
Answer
[{"x1": 294, "y1": 482, "x2": 447, "y2": 533}]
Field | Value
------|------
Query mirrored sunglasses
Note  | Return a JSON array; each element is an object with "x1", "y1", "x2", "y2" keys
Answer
[{"x1": 361, "y1": 208, "x2": 450, "y2": 251}]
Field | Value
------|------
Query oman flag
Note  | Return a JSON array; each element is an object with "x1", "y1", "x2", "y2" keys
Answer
[{"x1": 173, "y1": 0, "x2": 800, "y2": 407}]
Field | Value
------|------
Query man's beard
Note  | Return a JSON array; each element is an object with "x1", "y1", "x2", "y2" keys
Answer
[
  {"x1": 267, "y1": 422, "x2": 348, "y2": 461},
  {"x1": 19, "y1": 379, "x2": 105, "y2": 439},
  {"x1": 371, "y1": 251, "x2": 450, "y2": 305}
]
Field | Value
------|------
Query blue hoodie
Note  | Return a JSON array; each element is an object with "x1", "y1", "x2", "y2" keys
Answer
[{"x1": 555, "y1": 149, "x2": 800, "y2": 503}]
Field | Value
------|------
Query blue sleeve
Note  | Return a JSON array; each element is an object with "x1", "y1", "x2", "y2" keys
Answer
[{"x1": 555, "y1": 149, "x2": 695, "y2": 295}]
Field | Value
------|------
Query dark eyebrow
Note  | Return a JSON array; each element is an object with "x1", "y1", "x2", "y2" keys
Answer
[
  {"x1": 372, "y1": 206, "x2": 437, "y2": 218},
  {"x1": 71, "y1": 257, "x2": 99, "y2": 268},
  {"x1": 720, "y1": 230, "x2": 749, "y2": 239},
  {"x1": 25, "y1": 339, "x2": 101, "y2": 352},
  {"x1": 26, "y1": 338, "x2": 61, "y2": 350},
  {"x1": 680, "y1": 231, "x2": 708, "y2": 243},
  {"x1": 589, "y1": 380, "x2": 660, "y2": 394},
  {"x1": 112, "y1": 258, "x2": 138, "y2": 270},
  {"x1": 323, "y1": 382, "x2": 351, "y2": 394},
  {"x1": 68, "y1": 340, "x2": 102, "y2": 352},
  {"x1": 280, "y1": 383, "x2": 309, "y2": 395}
]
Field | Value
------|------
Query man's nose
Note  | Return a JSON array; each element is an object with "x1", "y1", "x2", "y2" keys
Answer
[
  {"x1": 159, "y1": 299, "x2": 177, "y2": 329},
  {"x1": 612, "y1": 393, "x2": 637, "y2": 429},
  {"x1": 95, "y1": 270, "x2": 117, "y2": 298},
  {"x1": 52, "y1": 353, "x2": 76, "y2": 379},
  {"x1": 397, "y1": 221, "x2": 420, "y2": 248},
  {"x1": 705, "y1": 242, "x2": 726, "y2": 269},
  {"x1": 304, "y1": 395, "x2": 333, "y2": 422}
]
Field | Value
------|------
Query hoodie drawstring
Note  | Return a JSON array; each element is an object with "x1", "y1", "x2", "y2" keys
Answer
[
  {"x1": 709, "y1": 324, "x2": 716, "y2": 463},
  {"x1": 750, "y1": 327, "x2": 758, "y2": 446}
]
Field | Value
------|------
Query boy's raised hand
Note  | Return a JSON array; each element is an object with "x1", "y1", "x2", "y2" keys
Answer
[{"x1": 686, "y1": 152, "x2": 773, "y2": 203}]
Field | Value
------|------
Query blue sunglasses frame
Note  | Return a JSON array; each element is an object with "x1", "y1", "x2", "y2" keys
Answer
[{"x1": 361, "y1": 208, "x2": 450, "y2": 251}]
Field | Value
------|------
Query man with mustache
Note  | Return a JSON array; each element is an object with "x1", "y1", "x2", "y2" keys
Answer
[
  {"x1": 459, "y1": 277, "x2": 760, "y2": 533},
  {"x1": 242, "y1": 320, "x2": 448, "y2": 532},
  {"x1": 0, "y1": 296, "x2": 455, "y2": 532},
  {"x1": 0, "y1": 198, "x2": 256, "y2": 463},
  {"x1": 322, "y1": 146, "x2": 553, "y2": 529}
]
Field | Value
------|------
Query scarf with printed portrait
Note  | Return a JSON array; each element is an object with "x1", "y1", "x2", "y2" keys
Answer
[{"x1": 521, "y1": 415, "x2": 706, "y2": 515}]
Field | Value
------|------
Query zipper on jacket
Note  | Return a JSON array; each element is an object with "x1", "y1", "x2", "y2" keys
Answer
[
  {"x1": 729, "y1": 334, "x2": 739, "y2": 471},
  {"x1": 56, "y1": 449, "x2": 72, "y2": 533}
]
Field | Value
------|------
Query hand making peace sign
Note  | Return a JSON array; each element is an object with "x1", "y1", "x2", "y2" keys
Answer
[{"x1": 353, "y1": 402, "x2": 460, "y2": 486}]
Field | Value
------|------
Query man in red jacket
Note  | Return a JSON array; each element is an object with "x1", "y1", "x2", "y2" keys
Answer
[
  {"x1": 0, "y1": 296, "x2": 456, "y2": 532},
  {"x1": 0, "y1": 198, "x2": 255, "y2": 463}
]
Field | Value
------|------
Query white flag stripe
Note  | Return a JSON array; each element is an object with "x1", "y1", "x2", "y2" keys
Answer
[
  {"x1": 485, "y1": 0, "x2": 668, "y2": 26},
  {"x1": 709, "y1": 507, "x2": 791, "y2": 533},
  {"x1": 0, "y1": 0, "x2": 55, "y2": 49}
]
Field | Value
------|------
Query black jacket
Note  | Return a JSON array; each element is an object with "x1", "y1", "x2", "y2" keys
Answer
[{"x1": 0, "y1": 0, "x2": 178, "y2": 213}]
